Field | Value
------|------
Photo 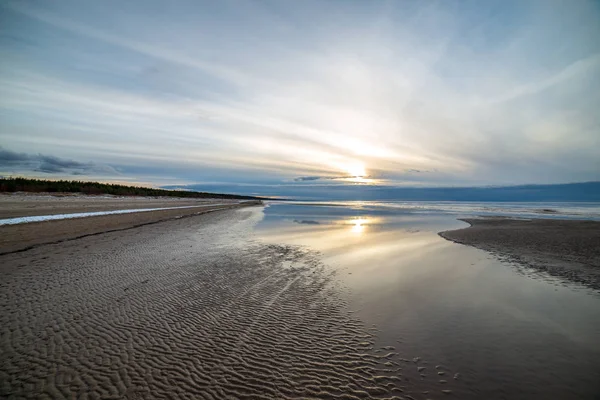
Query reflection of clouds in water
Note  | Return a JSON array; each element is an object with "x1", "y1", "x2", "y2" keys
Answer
[
  {"x1": 344, "y1": 216, "x2": 389, "y2": 235},
  {"x1": 259, "y1": 210, "x2": 446, "y2": 271},
  {"x1": 289, "y1": 215, "x2": 385, "y2": 233},
  {"x1": 258, "y1": 205, "x2": 456, "y2": 262},
  {"x1": 351, "y1": 223, "x2": 364, "y2": 234},
  {"x1": 255, "y1": 206, "x2": 600, "y2": 399}
]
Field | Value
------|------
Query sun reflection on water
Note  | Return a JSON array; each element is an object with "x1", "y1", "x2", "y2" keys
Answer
[{"x1": 349, "y1": 217, "x2": 369, "y2": 234}]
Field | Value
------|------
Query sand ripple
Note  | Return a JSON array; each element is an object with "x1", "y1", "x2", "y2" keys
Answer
[{"x1": 0, "y1": 209, "x2": 425, "y2": 399}]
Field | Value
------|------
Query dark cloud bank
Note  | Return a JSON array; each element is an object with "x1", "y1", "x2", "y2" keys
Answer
[{"x1": 0, "y1": 147, "x2": 116, "y2": 176}]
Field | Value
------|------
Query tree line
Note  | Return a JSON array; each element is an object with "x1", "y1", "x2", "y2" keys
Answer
[{"x1": 0, "y1": 177, "x2": 260, "y2": 200}]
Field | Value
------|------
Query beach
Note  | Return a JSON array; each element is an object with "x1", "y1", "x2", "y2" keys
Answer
[
  {"x1": 2, "y1": 199, "x2": 600, "y2": 399},
  {"x1": 440, "y1": 218, "x2": 600, "y2": 290},
  {"x1": 0, "y1": 194, "x2": 258, "y2": 254},
  {"x1": 0, "y1": 193, "x2": 244, "y2": 219},
  {"x1": 0, "y1": 202, "x2": 413, "y2": 399},
  {"x1": 3, "y1": 0, "x2": 597, "y2": 397}
]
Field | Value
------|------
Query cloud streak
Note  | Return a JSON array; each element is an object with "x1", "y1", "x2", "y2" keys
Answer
[{"x1": 1, "y1": 0, "x2": 599, "y2": 189}]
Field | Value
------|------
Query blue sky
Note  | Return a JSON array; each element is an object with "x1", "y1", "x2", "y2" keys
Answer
[{"x1": 1, "y1": 0, "x2": 599, "y2": 192}]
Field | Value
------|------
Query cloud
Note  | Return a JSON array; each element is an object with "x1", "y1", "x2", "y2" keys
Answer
[
  {"x1": 0, "y1": 146, "x2": 118, "y2": 176},
  {"x1": 37, "y1": 163, "x2": 67, "y2": 173},
  {"x1": 293, "y1": 175, "x2": 377, "y2": 183},
  {"x1": 294, "y1": 176, "x2": 322, "y2": 182},
  {"x1": 0, "y1": 148, "x2": 30, "y2": 163},
  {"x1": 293, "y1": 220, "x2": 321, "y2": 225},
  {"x1": 37, "y1": 154, "x2": 91, "y2": 172},
  {"x1": 0, "y1": 0, "x2": 598, "y2": 188}
]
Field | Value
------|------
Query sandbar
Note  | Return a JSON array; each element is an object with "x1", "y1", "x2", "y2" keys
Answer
[{"x1": 440, "y1": 218, "x2": 600, "y2": 289}]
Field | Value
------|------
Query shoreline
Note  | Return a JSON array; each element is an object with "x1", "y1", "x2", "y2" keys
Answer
[
  {"x1": 2, "y1": 201, "x2": 599, "y2": 398},
  {"x1": 0, "y1": 200, "x2": 261, "y2": 254},
  {"x1": 440, "y1": 217, "x2": 600, "y2": 290}
]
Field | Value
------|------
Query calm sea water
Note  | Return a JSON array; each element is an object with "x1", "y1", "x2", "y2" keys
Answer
[{"x1": 255, "y1": 201, "x2": 600, "y2": 400}]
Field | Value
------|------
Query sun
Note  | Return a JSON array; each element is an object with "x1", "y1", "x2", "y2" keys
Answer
[{"x1": 346, "y1": 163, "x2": 366, "y2": 177}]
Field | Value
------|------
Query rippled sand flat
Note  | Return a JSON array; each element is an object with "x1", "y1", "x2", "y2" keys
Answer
[{"x1": 0, "y1": 207, "x2": 448, "y2": 399}]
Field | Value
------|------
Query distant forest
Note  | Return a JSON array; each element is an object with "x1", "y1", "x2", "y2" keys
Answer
[{"x1": 0, "y1": 177, "x2": 261, "y2": 200}]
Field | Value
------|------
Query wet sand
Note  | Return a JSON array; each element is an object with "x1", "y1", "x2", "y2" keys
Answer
[
  {"x1": 0, "y1": 207, "x2": 420, "y2": 399},
  {"x1": 440, "y1": 218, "x2": 600, "y2": 290}
]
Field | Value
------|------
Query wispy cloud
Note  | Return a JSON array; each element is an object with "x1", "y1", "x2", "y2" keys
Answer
[{"x1": 1, "y1": 0, "x2": 599, "y2": 188}]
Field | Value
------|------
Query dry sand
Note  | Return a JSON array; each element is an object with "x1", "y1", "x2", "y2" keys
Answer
[
  {"x1": 0, "y1": 193, "x2": 241, "y2": 219},
  {"x1": 440, "y1": 218, "x2": 600, "y2": 290},
  {"x1": 0, "y1": 199, "x2": 260, "y2": 254},
  {"x1": 0, "y1": 206, "x2": 416, "y2": 399}
]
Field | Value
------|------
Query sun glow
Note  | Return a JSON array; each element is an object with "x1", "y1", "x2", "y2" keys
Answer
[
  {"x1": 346, "y1": 163, "x2": 366, "y2": 178},
  {"x1": 340, "y1": 162, "x2": 377, "y2": 184}
]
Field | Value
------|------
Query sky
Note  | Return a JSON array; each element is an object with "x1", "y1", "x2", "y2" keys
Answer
[{"x1": 1, "y1": 0, "x2": 599, "y2": 196}]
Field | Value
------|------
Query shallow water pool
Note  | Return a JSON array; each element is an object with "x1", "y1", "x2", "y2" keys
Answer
[{"x1": 255, "y1": 202, "x2": 600, "y2": 399}]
